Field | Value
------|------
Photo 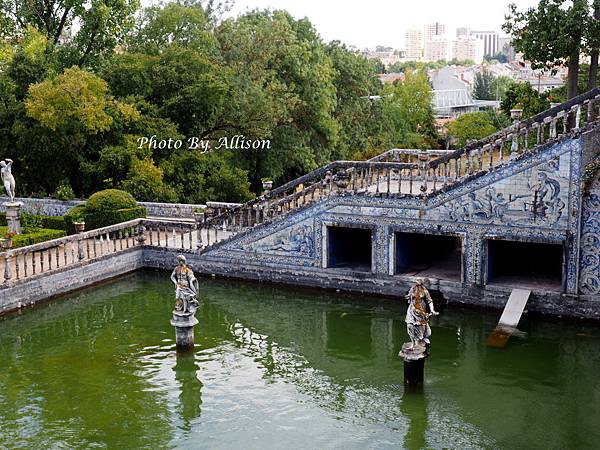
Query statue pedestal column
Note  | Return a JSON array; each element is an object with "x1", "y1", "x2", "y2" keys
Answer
[
  {"x1": 399, "y1": 343, "x2": 429, "y2": 386},
  {"x1": 3, "y1": 201, "x2": 23, "y2": 234},
  {"x1": 171, "y1": 310, "x2": 199, "y2": 351}
]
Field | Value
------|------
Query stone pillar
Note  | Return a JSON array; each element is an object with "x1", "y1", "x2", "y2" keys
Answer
[
  {"x1": 399, "y1": 343, "x2": 429, "y2": 387},
  {"x1": 171, "y1": 310, "x2": 199, "y2": 351},
  {"x1": 4, "y1": 201, "x2": 23, "y2": 234}
]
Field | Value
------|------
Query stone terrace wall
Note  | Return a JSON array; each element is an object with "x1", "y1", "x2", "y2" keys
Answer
[
  {"x1": 0, "y1": 197, "x2": 210, "y2": 219},
  {"x1": 0, "y1": 248, "x2": 143, "y2": 315}
]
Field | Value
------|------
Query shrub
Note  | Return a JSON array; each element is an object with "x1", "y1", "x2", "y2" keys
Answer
[
  {"x1": 85, "y1": 206, "x2": 146, "y2": 230},
  {"x1": 85, "y1": 189, "x2": 137, "y2": 213},
  {"x1": 121, "y1": 158, "x2": 178, "y2": 202},
  {"x1": 63, "y1": 189, "x2": 146, "y2": 233},
  {"x1": 21, "y1": 213, "x2": 44, "y2": 232},
  {"x1": 54, "y1": 181, "x2": 76, "y2": 201},
  {"x1": 12, "y1": 228, "x2": 66, "y2": 248},
  {"x1": 40, "y1": 215, "x2": 67, "y2": 231},
  {"x1": 0, "y1": 212, "x2": 66, "y2": 231}
]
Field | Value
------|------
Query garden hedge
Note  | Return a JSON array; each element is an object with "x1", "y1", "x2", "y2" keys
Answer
[
  {"x1": 11, "y1": 229, "x2": 66, "y2": 248},
  {"x1": 0, "y1": 212, "x2": 68, "y2": 231},
  {"x1": 84, "y1": 206, "x2": 147, "y2": 230},
  {"x1": 40, "y1": 215, "x2": 67, "y2": 231}
]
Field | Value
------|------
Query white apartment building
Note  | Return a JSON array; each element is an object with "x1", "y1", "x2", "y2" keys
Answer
[
  {"x1": 471, "y1": 31, "x2": 499, "y2": 57},
  {"x1": 405, "y1": 29, "x2": 423, "y2": 60},
  {"x1": 452, "y1": 37, "x2": 484, "y2": 63},
  {"x1": 424, "y1": 22, "x2": 447, "y2": 43},
  {"x1": 424, "y1": 36, "x2": 450, "y2": 61},
  {"x1": 423, "y1": 22, "x2": 448, "y2": 62}
]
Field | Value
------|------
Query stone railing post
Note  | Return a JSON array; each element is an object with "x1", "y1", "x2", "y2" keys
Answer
[
  {"x1": 77, "y1": 237, "x2": 84, "y2": 260},
  {"x1": 3, "y1": 251, "x2": 12, "y2": 282},
  {"x1": 136, "y1": 224, "x2": 147, "y2": 245}
]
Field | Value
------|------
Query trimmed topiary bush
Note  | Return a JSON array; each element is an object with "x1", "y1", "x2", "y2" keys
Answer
[
  {"x1": 64, "y1": 190, "x2": 146, "y2": 233},
  {"x1": 85, "y1": 189, "x2": 137, "y2": 213}
]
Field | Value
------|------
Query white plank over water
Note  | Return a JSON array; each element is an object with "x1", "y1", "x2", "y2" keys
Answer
[{"x1": 498, "y1": 288, "x2": 531, "y2": 328}]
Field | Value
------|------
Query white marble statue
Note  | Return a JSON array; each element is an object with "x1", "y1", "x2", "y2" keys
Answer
[
  {"x1": 0, "y1": 159, "x2": 16, "y2": 202},
  {"x1": 405, "y1": 278, "x2": 439, "y2": 350}
]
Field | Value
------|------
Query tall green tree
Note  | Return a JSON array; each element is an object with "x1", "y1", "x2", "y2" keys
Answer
[
  {"x1": 473, "y1": 70, "x2": 495, "y2": 100},
  {"x1": 446, "y1": 111, "x2": 501, "y2": 147},
  {"x1": 587, "y1": 0, "x2": 600, "y2": 89},
  {"x1": 500, "y1": 81, "x2": 550, "y2": 118},
  {"x1": 214, "y1": 10, "x2": 339, "y2": 188},
  {"x1": 504, "y1": 0, "x2": 591, "y2": 99},
  {"x1": 128, "y1": 2, "x2": 217, "y2": 56},
  {"x1": 0, "y1": 0, "x2": 139, "y2": 68},
  {"x1": 375, "y1": 69, "x2": 437, "y2": 150},
  {"x1": 325, "y1": 41, "x2": 382, "y2": 160}
]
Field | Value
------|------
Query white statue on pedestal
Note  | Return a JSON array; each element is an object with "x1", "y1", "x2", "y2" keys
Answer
[{"x1": 0, "y1": 159, "x2": 16, "y2": 202}]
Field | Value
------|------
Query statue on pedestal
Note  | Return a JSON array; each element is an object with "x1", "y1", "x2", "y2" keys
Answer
[
  {"x1": 170, "y1": 255, "x2": 200, "y2": 351},
  {"x1": 1, "y1": 159, "x2": 16, "y2": 202},
  {"x1": 399, "y1": 278, "x2": 439, "y2": 385},
  {"x1": 405, "y1": 278, "x2": 438, "y2": 351},
  {"x1": 170, "y1": 255, "x2": 199, "y2": 314}
]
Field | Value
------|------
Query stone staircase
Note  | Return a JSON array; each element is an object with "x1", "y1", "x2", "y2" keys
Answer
[{"x1": 196, "y1": 87, "x2": 600, "y2": 251}]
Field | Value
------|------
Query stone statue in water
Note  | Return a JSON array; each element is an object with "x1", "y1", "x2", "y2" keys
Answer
[
  {"x1": 405, "y1": 278, "x2": 439, "y2": 350},
  {"x1": 0, "y1": 159, "x2": 16, "y2": 202},
  {"x1": 170, "y1": 255, "x2": 199, "y2": 314}
]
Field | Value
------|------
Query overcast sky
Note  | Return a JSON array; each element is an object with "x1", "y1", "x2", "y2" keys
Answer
[{"x1": 227, "y1": 0, "x2": 541, "y2": 49}]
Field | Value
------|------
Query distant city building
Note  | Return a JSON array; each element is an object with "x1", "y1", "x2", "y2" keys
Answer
[
  {"x1": 430, "y1": 66, "x2": 500, "y2": 118},
  {"x1": 424, "y1": 22, "x2": 447, "y2": 43},
  {"x1": 452, "y1": 37, "x2": 484, "y2": 63},
  {"x1": 498, "y1": 36, "x2": 516, "y2": 62},
  {"x1": 456, "y1": 27, "x2": 471, "y2": 38},
  {"x1": 425, "y1": 36, "x2": 450, "y2": 61},
  {"x1": 377, "y1": 72, "x2": 404, "y2": 84},
  {"x1": 423, "y1": 23, "x2": 449, "y2": 62},
  {"x1": 471, "y1": 31, "x2": 499, "y2": 57},
  {"x1": 362, "y1": 49, "x2": 402, "y2": 67},
  {"x1": 405, "y1": 29, "x2": 423, "y2": 60}
]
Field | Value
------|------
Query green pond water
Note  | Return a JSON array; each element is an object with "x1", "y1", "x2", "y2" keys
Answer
[{"x1": 1, "y1": 271, "x2": 600, "y2": 449}]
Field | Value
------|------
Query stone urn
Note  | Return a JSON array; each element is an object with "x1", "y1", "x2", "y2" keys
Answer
[
  {"x1": 510, "y1": 108, "x2": 523, "y2": 121},
  {"x1": 73, "y1": 221, "x2": 85, "y2": 233},
  {"x1": 203, "y1": 207, "x2": 215, "y2": 220},
  {"x1": 0, "y1": 237, "x2": 13, "y2": 250},
  {"x1": 193, "y1": 210, "x2": 205, "y2": 225},
  {"x1": 262, "y1": 179, "x2": 273, "y2": 191},
  {"x1": 334, "y1": 169, "x2": 350, "y2": 190}
]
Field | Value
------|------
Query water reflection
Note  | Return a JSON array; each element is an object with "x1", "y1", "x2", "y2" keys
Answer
[
  {"x1": 400, "y1": 390, "x2": 428, "y2": 450},
  {"x1": 1, "y1": 272, "x2": 600, "y2": 449},
  {"x1": 173, "y1": 353, "x2": 203, "y2": 431}
]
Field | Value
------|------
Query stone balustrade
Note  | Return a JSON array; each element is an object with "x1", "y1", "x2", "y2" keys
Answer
[
  {"x1": 0, "y1": 218, "x2": 207, "y2": 286},
  {"x1": 429, "y1": 87, "x2": 600, "y2": 183},
  {"x1": 368, "y1": 148, "x2": 454, "y2": 163},
  {"x1": 2, "y1": 90, "x2": 599, "y2": 284},
  {"x1": 193, "y1": 88, "x2": 600, "y2": 252}
]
